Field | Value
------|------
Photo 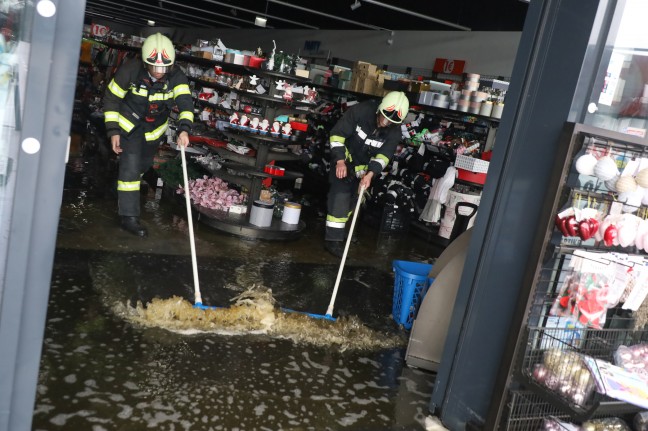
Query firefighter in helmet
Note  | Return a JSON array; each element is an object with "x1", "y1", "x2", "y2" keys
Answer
[
  {"x1": 103, "y1": 32, "x2": 194, "y2": 236},
  {"x1": 324, "y1": 91, "x2": 409, "y2": 257}
]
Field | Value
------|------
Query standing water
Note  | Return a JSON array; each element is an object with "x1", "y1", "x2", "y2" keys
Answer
[{"x1": 33, "y1": 148, "x2": 441, "y2": 430}]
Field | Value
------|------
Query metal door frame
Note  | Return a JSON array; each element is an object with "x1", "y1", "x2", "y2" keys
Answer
[{"x1": 0, "y1": 1, "x2": 86, "y2": 430}]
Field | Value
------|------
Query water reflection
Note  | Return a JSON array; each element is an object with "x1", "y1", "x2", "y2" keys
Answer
[{"x1": 35, "y1": 155, "x2": 439, "y2": 430}]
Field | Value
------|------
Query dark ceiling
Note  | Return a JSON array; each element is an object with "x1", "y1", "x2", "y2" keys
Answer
[{"x1": 84, "y1": 0, "x2": 529, "y2": 32}]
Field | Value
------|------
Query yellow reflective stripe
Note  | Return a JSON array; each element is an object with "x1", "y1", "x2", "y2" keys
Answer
[
  {"x1": 132, "y1": 87, "x2": 148, "y2": 97},
  {"x1": 117, "y1": 180, "x2": 140, "y2": 191},
  {"x1": 330, "y1": 134, "x2": 345, "y2": 147},
  {"x1": 174, "y1": 83, "x2": 191, "y2": 96},
  {"x1": 354, "y1": 164, "x2": 368, "y2": 173},
  {"x1": 118, "y1": 115, "x2": 135, "y2": 132},
  {"x1": 144, "y1": 120, "x2": 168, "y2": 141},
  {"x1": 107, "y1": 79, "x2": 127, "y2": 98},
  {"x1": 326, "y1": 215, "x2": 348, "y2": 224},
  {"x1": 371, "y1": 154, "x2": 389, "y2": 169},
  {"x1": 178, "y1": 111, "x2": 194, "y2": 122},
  {"x1": 149, "y1": 93, "x2": 171, "y2": 101},
  {"x1": 345, "y1": 148, "x2": 352, "y2": 162},
  {"x1": 104, "y1": 111, "x2": 119, "y2": 122}
]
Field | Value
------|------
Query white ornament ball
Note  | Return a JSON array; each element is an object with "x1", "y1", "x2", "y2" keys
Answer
[
  {"x1": 575, "y1": 153, "x2": 598, "y2": 176},
  {"x1": 636, "y1": 168, "x2": 648, "y2": 188},
  {"x1": 605, "y1": 175, "x2": 619, "y2": 192},
  {"x1": 615, "y1": 175, "x2": 638, "y2": 193},
  {"x1": 594, "y1": 156, "x2": 619, "y2": 181}
]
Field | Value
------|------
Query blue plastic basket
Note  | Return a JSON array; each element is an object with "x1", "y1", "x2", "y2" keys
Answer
[{"x1": 392, "y1": 260, "x2": 434, "y2": 330}]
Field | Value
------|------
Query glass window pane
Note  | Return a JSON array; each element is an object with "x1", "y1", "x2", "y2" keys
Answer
[
  {"x1": 584, "y1": 0, "x2": 648, "y2": 137},
  {"x1": 0, "y1": 1, "x2": 29, "y2": 300}
]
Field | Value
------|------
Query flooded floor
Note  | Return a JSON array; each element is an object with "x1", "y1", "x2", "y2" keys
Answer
[{"x1": 33, "y1": 148, "x2": 444, "y2": 430}]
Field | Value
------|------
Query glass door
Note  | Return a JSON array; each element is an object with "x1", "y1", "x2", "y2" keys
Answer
[
  {"x1": 0, "y1": 1, "x2": 86, "y2": 430},
  {"x1": 583, "y1": 0, "x2": 648, "y2": 140}
]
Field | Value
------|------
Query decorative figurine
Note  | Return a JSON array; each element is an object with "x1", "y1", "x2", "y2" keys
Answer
[
  {"x1": 229, "y1": 112, "x2": 240, "y2": 129},
  {"x1": 259, "y1": 118, "x2": 270, "y2": 135},
  {"x1": 266, "y1": 40, "x2": 276, "y2": 71},
  {"x1": 271, "y1": 121, "x2": 281, "y2": 137},
  {"x1": 249, "y1": 117, "x2": 260, "y2": 133},
  {"x1": 281, "y1": 122, "x2": 292, "y2": 138},
  {"x1": 239, "y1": 114, "x2": 250, "y2": 130},
  {"x1": 283, "y1": 82, "x2": 293, "y2": 102}
]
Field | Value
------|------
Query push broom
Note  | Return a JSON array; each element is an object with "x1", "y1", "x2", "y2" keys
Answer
[
  {"x1": 180, "y1": 144, "x2": 215, "y2": 310},
  {"x1": 282, "y1": 184, "x2": 367, "y2": 321}
]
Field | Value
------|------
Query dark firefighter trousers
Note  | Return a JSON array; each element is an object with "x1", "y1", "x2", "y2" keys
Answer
[
  {"x1": 325, "y1": 169, "x2": 361, "y2": 242},
  {"x1": 117, "y1": 130, "x2": 162, "y2": 217}
]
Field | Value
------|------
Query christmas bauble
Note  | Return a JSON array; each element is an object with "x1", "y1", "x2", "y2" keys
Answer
[
  {"x1": 615, "y1": 175, "x2": 638, "y2": 193},
  {"x1": 575, "y1": 153, "x2": 597, "y2": 176},
  {"x1": 593, "y1": 156, "x2": 618, "y2": 181}
]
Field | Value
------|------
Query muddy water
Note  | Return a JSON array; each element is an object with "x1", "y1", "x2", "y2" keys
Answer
[{"x1": 33, "y1": 159, "x2": 440, "y2": 430}]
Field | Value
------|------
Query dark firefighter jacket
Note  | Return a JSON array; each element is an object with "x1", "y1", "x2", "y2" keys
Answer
[
  {"x1": 103, "y1": 59, "x2": 194, "y2": 142},
  {"x1": 329, "y1": 100, "x2": 402, "y2": 178}
]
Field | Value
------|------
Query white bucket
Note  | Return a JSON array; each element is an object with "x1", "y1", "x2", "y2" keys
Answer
[
  {"x1": 281, "y1": 202, "x2": 301, "y2": 224},
  {"x1": 250, "y1": 200, "x2": 274, "y2": 227}
]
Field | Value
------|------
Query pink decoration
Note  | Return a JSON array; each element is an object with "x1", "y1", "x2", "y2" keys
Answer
[{"x1": 177, "y1": 176, "x2": 246, "y2": 212}]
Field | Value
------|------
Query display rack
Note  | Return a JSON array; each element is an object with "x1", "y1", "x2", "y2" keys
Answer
[
  {"x1": 501, "y1": 122, "x2": 648, "y2": 429},
  {"x1": 178, "y1": 55, "x2": 310, "y2": 240}
]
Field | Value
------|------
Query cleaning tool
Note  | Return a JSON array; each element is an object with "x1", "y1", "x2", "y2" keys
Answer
[
  {"x1": 282, "y1": 185, "x2": 366, "y2": 321},
  {"x1": 180, "y1": 144, "x2": 215, "y2": 310},
  {"x1": 324, "y1": 184, "x2": 367, "y2": 319}
]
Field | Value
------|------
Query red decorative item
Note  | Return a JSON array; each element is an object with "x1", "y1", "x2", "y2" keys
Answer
[
  {"x1": 588, "y1": 218, "x2": 600, "y2": 234},
  {"x1": 579, "y1": 220, "x2": 592, "y2": 240},
  {"x1": 555, "y1": 215, "x2": 570, "y2": 237},
  {"x1": 603, "y1": 225, "x2": 618, "y2": 247},
  {"x1": 566, "y1": 216, "x2": 579, "y2": 237}
]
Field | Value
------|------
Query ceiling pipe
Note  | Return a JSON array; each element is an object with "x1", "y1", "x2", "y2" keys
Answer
[
  {"x1": 267, "y1": 0, "x2": 391, "y2": 31},
  {"x1": 360, "y1": 0, "x2": 471, "y2": 31},
  {"x1": 186, "y1": 0, "x2": 320, "y2": 29},
  {"x1": 88, "y1": 0, "x2": 240, "y2": 28},
  {"x1": 155, "y1": 0, "x2": 262, "y2": 28},
  {"x1": 85, "y1": 10, "x2": 149, "y2": 27}
]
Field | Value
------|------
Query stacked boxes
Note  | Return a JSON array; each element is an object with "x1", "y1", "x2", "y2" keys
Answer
[{"x1": 351, "y1": 61, "x2": 378, "y2": 94}]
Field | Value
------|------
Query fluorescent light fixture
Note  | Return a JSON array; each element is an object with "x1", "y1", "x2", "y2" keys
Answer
[
  {"x1": 147, "y1": 19, "x2": 156, "y2": 26},
  {"x1": 350, "y1": 0, "x2": 361, "y2": 10},
  {"x1": 254, "y1": 16, "x2": 267, "y2": 27}
]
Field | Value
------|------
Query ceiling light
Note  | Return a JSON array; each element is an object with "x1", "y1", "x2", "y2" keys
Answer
[
  {"x1": 350, "y1": 0, "x2": 361, "y2": 11},
  {"x1": 147, "y1": 20, "x2": 155, "y2": 26},
  {"x1": 254, "y1": 16, "x2": 267, "y2": 27}
]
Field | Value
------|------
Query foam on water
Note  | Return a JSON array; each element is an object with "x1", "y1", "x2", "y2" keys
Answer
[{"x1": 115, "y1": 286, "x2": 405, "y2": 351}]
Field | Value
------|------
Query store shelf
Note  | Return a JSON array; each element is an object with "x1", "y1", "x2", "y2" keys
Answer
[
  {"x1": 194, "y1": 205, "x2": 306, "y2": 240},
  {"x1": 410, "y1": 105, "x2": 500, "y2": 126},
  {"x1": 188, "y1": 76, "x2": 317, "y2": 111},
  {"x1": 207, "y1": 146, "x2": 256, "y2": 167},
  {"x1": 518, "y1": 371, "x2": 643, "y2": 422},
  {"x1": 222, "y1": 129, "x2": 304, "y2": 147},
  {"x1": 200, "y1": 165, "x2": 253, "y2": 189},
  {"x1": 221, "y1": 162, "x2": 303, "y2": 181}
]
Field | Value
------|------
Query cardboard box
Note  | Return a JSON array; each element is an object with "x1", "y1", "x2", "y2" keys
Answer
[
  {"x1": 353, "y1": 77, "x2": 377, "y2": 94},
  {"x1": 294, "y1": 69, "x2": 309, "y2": 78},
  {"x1": 410, "y1": 82, "x2": 431, "y2": 93},
  {"x1": 353, "y1": 61, "x2": 377, "y2": 75},
  {"x1": 194, "y1": 51, "x2": 213, "y2": 59}
]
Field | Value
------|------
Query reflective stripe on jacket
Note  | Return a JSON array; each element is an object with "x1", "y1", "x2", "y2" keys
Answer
[
  {"x1": 103, "y1": 59, "x2": 194, "y2": 141},
  {"x1": 329, "y1": 100, "x2": 401, "y2": 176}
]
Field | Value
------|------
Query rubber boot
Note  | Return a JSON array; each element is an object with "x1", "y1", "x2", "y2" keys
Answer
[
  {"x1": 121, "y1": 216, "x2": 147, "y2": 237},
  {"x1": 324, "y1": 240, "x2": 344, "y2": 258}
]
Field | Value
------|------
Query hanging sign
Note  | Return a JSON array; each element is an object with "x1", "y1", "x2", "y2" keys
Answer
[
  {"x1": 433, "y1": 58, "x2": 465, "y2": 75},
  {"x1": 91, "y1": 24, "x2": 109, "y2": 37}
]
